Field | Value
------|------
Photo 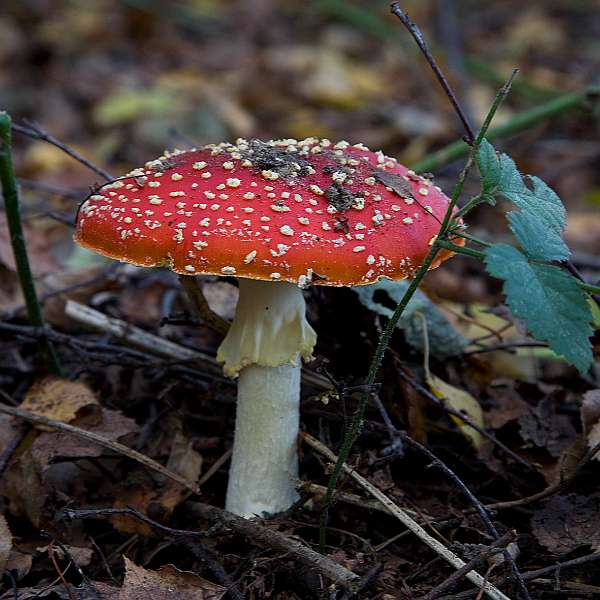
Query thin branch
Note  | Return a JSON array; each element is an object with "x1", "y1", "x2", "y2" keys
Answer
[
  {"x1": 412, "y1": 85, "x2": 600, "y2": 173},
  {"x1": 402, "y1": 436, "x2": 531, "y2": 600},
  {"x1": 395, "y1": 367, "x2": 536, "y2": 471},
  {"x1": 303, "y1": 433, "x2": 511, "y2": 600},
  {"x1": 64, "y1": 300, "x2": 331, "y2": 391},
  {"x1": 319, "y1": 72, "x2": 516, "y2": 549},
  {"x1": 425, "y1": 531, "x2": 516, "y2": 600},
  {"x1": 0, "y1": 111, "x2": 62, "y2": 375},
  {"x1": 11, "y1": 120, "x2": 113, "y2": 181},
  {"x1": 185, "y1": 502, "x2": 360, "y2": 588},
  {"x1": 0, "y1": 403, "x2": 200, "y2": 493},
  {"x1": 178, "y1": 275, "x2": 230, "y2": 336},
  {"x1": 390, "y1": 3, "x2": 475, "y2": 143},
  {"x1": 485, "y1": 439, "x2": 600, "y2": 511}
]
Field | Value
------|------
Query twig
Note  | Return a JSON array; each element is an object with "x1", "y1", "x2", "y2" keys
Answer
[
  {"x1": 197, "y1": 448, "x2": 232, "y2": 489},
  {"x1": 403, "y1": 436, "x2": 531, "y2": 600},
  {"x1": 425, "y1": 532, "x2": 516, "y2": 600},
  {"x1": 0, "y1": 110, "x2": 61, "y2": 375},
  {"x1": 440, "y1": 552, "x2": 600, "y2": 600},
  {"x1": 300, "y1": 482, "x2": 409, "y2": 516},
  {"x1": 395, "y1": 367, "x2": 535, "y2": 471},
  {"x1": 390, "y1": 3, "x2": 475, "y2": 143},
  {"x1": 11, "y1": 120, "x2": 113, "y2": 181},
  {"x1": 340, "y1": 562, "x2": 384, "y2": 600},
  {"x1": 0, "y1": 423, "x2": 28, "y2": 481},
  {"x1": 485, "y1": 439, "x2": 600, "y2": 511},
  {"x1": 319, "y1": 70, "x2": 516, "y2": 548},
  {"x1": 64, "y1": 506, "x2": 221, "y2": 539},
  {"x1": 185, "y1": 502, "x2": 360, "y2": 588},
  {"x1": 303, "y1": 433, "x2": 511, "y2": 600},
  {"x1": 0, "y1": 403, "x2": 199, "y2": 493},
  {"x1": 180, "y1": 540, "x2": 245, "y2": 600},
  {"x1": 412, "y1": 85, "x2": 600, "y2": 173},
  {"x1": 64, "y1": 300, "x2": 331, "y2": 391},
  {"x1": 178, "y1": 275, "x2": 230, "y2": 336}
]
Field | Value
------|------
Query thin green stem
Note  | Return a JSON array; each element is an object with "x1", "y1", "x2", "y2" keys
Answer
[
  {"x1": 454, "y1": 193, "x2": 485, "y2": 219},
  {"x1": 451, "y1": 230, "x2": 493, "y2": 248},
  {"x1": 412, "y1": 85, "x2": 599, "y2": 173},
  {"x1": 578, "y1": 281, "x2": 600, "y2": 296},
  {"x1": 318, "y1": 74, "x2": 518, "y2": 551},
  {"x1": 0, "y1": 111, "x2": 61, "y2": 375},
  {"x1": 435, "y1": 239, "x2": 485, "y2": 260}
]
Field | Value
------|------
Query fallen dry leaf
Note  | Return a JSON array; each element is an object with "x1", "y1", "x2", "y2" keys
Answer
[
  {"x1": 119, "y1": 557, "x2": 226, "y2": 600},
  {"x1": 20, "y1": 377, "x2": 98, "y2": 423},
  {"x1": 426, "y1": 373, "x2": 484, "y2": 449},
  {"x1": 113, "y1": 428, "x2": 202, "y2": 535},
  {"x1": 0, "y1": 214, "x2": 58, "y2": 277},
  {"x1": 1, "y1": 406, "x2": 138, "y2": 526},
  {"x1": 531, "y1": 495, "x2": 600, "y2": 554},
  {"x1": 519, "y1": 395, "x2": 577, "y2": 458}
]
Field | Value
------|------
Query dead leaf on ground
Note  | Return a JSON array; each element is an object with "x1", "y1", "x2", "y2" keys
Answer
[
  {"x1": 113, "y1": 428, "x2": 202, "y2": 535},
  {"x1": 426, "y1": 373, "x2": 484, "y2": 449},
  {"x1": 0, "y1": 214, "x2": 58, "y2": 277},
  {"x1": 531, "y1": 495, "x2": 600, "y2": 554},
  {"x1": 1, "y1": 406, "x2": 138, "y2": 526},
  {"x1": 120, "y1": 557, "x2": 226, "y2": 600},
  {"x1": 36, "y1": 544, "x2": 94, "y2": 567},
  {"x1": 519, "y1": 395, "x2": 577, "y2": 458},
  {"x1": 20, "y1": 377, "x2": 98, "y2": 423}
]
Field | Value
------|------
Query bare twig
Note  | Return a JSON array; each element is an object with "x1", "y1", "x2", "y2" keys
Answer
[
  {"x1": 64, "y1": 300, "x2": 331, "y2": 391},
  {"x1": 402, "y1": 436, "x2": 531, "y2": 600},
  {"x1": 11, "y1": 120, "x2": 113, "y2": 181},
  {"x1": 178, "y1": 275, "x2": 230, "y2": 336},
  {"x1": 320, "y1": 72, "x2": 517, "y2": 548},
  {"x1": 185, "y1": 502, "x2": 360, "y2": 588},
  {"x1": 395, "y1": 367, "x2": 535, "y2": 471},
  {"x1": 64, "y1": 506, "x2": 215, "y2": 539},
  {"x1": 0, "y1": 403, "x2": 199, "y2": 493},
  {"x1": 439, "y1": 552, "x2": 600, "y2": 600},
  {"x1": 425, "y1": 532, "x2": 516, "y2": 600},
  {"x1": 390, "y1": 2, "x2": 475, "y2": 143},
  {"x1": 303, "y1": 433, "x2": 512, "y2": 600},
  {"x1": 485, "y1": 439, "x2": 600, "y2": 511}
]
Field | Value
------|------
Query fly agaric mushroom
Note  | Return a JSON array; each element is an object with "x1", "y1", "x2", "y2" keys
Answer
[{"x1": 74, "y1": 137, "x2": 459, "y2": 518}]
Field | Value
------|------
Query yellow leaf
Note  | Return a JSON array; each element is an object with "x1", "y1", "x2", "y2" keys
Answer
[
  {"x1": 426, "y1": 373, "x2": 484, "y2": 449},
  {"x1": 20, "y1": 377, "x2": 98, "y2": 423}
]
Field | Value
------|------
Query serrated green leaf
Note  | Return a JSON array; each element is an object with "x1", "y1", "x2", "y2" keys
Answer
[
  {"x1": 477, "y1": 140, "x2": 569, "y2": 262},
  {"x1": 484, "y1": 244, "x2": 593, "y2": 373},
  {"x1": 507, "y1": 211, "x2": 570, "y2": 261},
  {"x1": 503, "y1": 175, "x2": 566, "y2": 235},
  {"x1": 353, "y1": 279, "x2": 467, "y2": 359},
  {"x1": 475, "y1": 140, "x2": 500, "y2": 201}
]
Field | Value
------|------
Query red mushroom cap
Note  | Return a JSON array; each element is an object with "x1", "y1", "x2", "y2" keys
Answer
[{"x1": 75, "y1": 138, "x2": 460, "y2": 287}]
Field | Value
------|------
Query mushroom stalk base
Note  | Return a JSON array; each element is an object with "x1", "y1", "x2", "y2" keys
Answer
[{"x1": 225, "y1": 361, "x2": 300, "y2": 517}]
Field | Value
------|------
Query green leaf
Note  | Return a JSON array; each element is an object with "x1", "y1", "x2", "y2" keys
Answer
[
  {"x1": 484, "y1": 244, "x2": 593, "y2": 373},
  {"x1": 477, "y1": 140, "x2": 568, "y2": 261},
  {"x1": 502, "y1": 174, "x2": 566, "y2": 235},
  {"x1": 475, "y1": 139, "x2": 500, "y2": 202},
  {"x1": 353, "y1": 279, "x2": 467, "y2": 359},
  {"x1": 507, "y1": 211, "x2": 569, "y2": 261}
]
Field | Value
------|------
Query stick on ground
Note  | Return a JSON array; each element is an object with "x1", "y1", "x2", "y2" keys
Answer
[
  {"x1": 0, "y1": 403, "x2": 199, "y2": 492},
  {"x1": 302, "y1": 433, "x2": 512, "y2": 600}
]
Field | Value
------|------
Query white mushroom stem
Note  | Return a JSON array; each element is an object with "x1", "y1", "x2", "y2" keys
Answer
[{"x1": 217, "y1": 278, "x2": 317, "y2": 518}]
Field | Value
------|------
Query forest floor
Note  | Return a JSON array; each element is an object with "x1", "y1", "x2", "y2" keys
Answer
[{"x1": 1, "y1": 1, "x2": 600, "y2": 598}]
